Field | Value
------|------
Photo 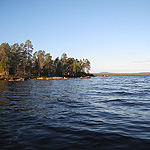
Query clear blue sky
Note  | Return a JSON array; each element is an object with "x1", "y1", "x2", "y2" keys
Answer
[{"x1": 0, "y1": 0, "x2": 150, "y2": 73}]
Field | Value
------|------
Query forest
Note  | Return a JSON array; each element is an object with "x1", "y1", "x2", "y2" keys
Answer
[{"x1": 0, "y1": 40, "x2": 91, "y2": 78}]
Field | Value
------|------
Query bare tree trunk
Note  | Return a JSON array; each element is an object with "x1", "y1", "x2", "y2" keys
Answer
[{"x1": 23, "y1": 65, "x2": 25, "y2": 75}]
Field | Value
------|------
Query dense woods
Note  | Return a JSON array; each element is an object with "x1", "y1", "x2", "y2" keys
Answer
[{"x1": 0, "y1": 40, "x2": 91, "y2": 77}]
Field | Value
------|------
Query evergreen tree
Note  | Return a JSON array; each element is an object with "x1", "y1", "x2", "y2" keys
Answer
[
  {"x1": 19, "y1": 43, "x2": 27, "y2": 75},
  {"x1": 44, "y1": 53, "x2": 52, "y2": 76},
  {"x1": 0, "y1": 43, "x2": 11, "y2": 76},
  {"x1": 10, "y1": 43, "x2": 20, "y2": 75},
  {"x1": 24, "y1": 40, "x2": 33, "y2": 76},
  {"x1": 61, "y1": 53, "x2": 68, "y2": 76},
  {"x1": 0, "y1": 40, "x2": 91, "y2": 77}
]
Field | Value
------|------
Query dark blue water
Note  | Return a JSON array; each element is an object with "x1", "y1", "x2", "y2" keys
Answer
[{"x1": 0, "y1": 76, "x2": 150, "y2": 150}]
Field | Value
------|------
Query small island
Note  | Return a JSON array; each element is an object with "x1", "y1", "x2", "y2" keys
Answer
[{"x1": 0, "y1": 40, "x2": 94, "y2": 81}]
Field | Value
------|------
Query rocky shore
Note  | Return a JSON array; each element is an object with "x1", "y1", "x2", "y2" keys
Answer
[{"x1": 0, "y1": 73, "x2": 95, "y2": 81}]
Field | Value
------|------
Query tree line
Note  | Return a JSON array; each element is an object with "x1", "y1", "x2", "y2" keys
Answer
[{"x1": 0, "y1": 40, "x2": 91, "y2": 77}]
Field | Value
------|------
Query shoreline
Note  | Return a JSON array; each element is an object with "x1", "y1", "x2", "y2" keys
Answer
[
  {"x1": 0, "y1": 73, "x2": 94, "y2": 81},
  {"x1": 1, "y1": 73, "x2": 150, "y2": 81},
  {"x1": 94, "y1": 72, "x2": 150, "y2": 76}
]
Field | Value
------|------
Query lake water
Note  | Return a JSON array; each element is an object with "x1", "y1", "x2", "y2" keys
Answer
[{"x1": 0, "y1": 76, "x2": 150, "y2": 150}]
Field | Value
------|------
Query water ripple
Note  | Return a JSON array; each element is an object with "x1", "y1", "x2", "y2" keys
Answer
[{"x1": 1, "y1": 76, "x2": 150, "y2": 149}]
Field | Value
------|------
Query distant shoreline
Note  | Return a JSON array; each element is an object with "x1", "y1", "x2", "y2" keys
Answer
[{"x1": 94, "y1": 72, "x2": 150, "y2": 76}]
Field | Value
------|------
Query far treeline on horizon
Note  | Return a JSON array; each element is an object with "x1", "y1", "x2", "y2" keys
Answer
[{"x1": 0, "y1": 40, "x2": 91, "y2": 78}]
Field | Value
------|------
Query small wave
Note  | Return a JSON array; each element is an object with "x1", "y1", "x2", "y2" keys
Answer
[
  {"x1": 96, "y1": 91, "x2": 102, "y2": 93},
  {"x1": 103, "y1": 99, "x2": 124, "y2": 102},
  {"x1": 113, "y1": 91, "x2": 133, "y2": 95},
  {"x1": 1, "y1": 76, "x2": 150, "y2": 150},
  {"x1": 2, "y1": 125, "x2": 148, "y2": 150}
]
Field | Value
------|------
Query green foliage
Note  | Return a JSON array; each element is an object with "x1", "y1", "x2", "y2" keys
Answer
[
  {"x1": 0, "y1": 40, "x2": 91, "y2": 77},
  {"x1": 0, "y1": 43, "x2": 11, "y2": 76}
]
